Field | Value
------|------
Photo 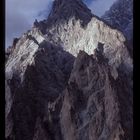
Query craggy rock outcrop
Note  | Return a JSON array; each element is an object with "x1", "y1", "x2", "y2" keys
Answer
[
  {"x1": 102, "y1": 0, "x2": 133, "y2": 56},
  {"x1": 5, "y1": 38, "x2": 20, "y2": 61},
  {"x1": 5, "y1": 33, "x2": 74, "y2": 140},
  {"x1": 46, "y1": 0, "x2": 93, "y2": 27},
  {"x1": 61, "y1": 50, "x2": 133, "y2": 140},
  {"x1": 5, "y1": 0, "x2": 133, "y2": 140},
  {"x1": 102, "y1": 0, "x2": 133, "y2": 40}
]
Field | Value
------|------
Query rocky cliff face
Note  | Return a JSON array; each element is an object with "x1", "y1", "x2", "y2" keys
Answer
[
  {"x1": 102, "y1": 0, "x2": 133, "y2": 39},
  {"x1": 5, "y1": 0, "x2": 133, "y2": 140},
  {"x1": 102, "y1": 0, "x2": 133, "y2": 56}
]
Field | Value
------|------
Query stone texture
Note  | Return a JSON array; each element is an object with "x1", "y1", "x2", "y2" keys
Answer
[
  {"x1": 60, "y1": 50, "x2": 133, "y2": 140},
  {"x1": 5, "y1": 0, "x2": 133, "y2": 140},
  {"x1": 102, "y1": 0, "x2": 133, "y2": 39},
  {"x1": 102, "y1": 0, "x2": 133, "y2": 56}
]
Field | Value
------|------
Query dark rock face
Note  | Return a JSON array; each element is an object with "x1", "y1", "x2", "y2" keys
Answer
[
  {"x1": 6, "y1": 41, "x2": 75, "y2": 140},
  {"x1": 5, "y1": 0, "x2": 133, "y2": 140},
  {"x1": 61, "y1": 50, "x2": 133, "y2": 140},
  {"x1": 46, "y1": 0, "x2": 93, "y2": 28},
  {"x1": 102, "y1": 0, "x2": 133, "y2": 39},
  {"x1": 102, "y1": 0, "x2": 133, "y2": 56},
  {"x1": 5, "y1": 38, "x2": 20, "y2": 61}
]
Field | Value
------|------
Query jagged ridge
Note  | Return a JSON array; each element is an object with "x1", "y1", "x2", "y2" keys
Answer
[{"x1": 5, "y1": 0, "x2": 133, "y2": 140}]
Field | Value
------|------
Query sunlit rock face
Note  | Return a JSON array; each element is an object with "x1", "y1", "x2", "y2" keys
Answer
[{"x1": 5, "y1": 0, "x2": 133, "y2": 140}]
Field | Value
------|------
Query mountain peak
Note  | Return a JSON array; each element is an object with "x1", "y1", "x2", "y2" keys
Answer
[
  {"x1": 5, "y1": 0, "x2": 133, "y2": 139},
  {"x1": 46, "y1": 0, "x2": 93, "y2": 27}
]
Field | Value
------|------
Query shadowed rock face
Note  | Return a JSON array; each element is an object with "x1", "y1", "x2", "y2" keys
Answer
[
  {"x1": 46, "y1": 0, "x2": 93, "y2": 28},
  {"x1": 5, "y1": 39, "x2": 75, "y2": 140},
  {"x1": 5, "y1": 0, "x2": 133, "y2": 140},
  {"x1": 102, "y1": 0, "x2": 133, "y2": 56},
  {"x1": 103, "y1": 0, "x2": 133, "y2": 38},
  {"x1": 61, "y1": 50, "x2": 133, "y2": 140}
]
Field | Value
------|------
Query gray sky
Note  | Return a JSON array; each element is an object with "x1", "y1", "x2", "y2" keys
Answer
[{"x1": 6, "y1": 0, "x2": 117, "y2": 48}]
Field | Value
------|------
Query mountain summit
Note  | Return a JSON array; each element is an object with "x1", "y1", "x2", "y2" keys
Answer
[
  {"x1": 5, "y1": 0, "x2": 133, "y2": 140},
  {"x1": 46, "y1": 0, "x2": 93, "y2": 27}
]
